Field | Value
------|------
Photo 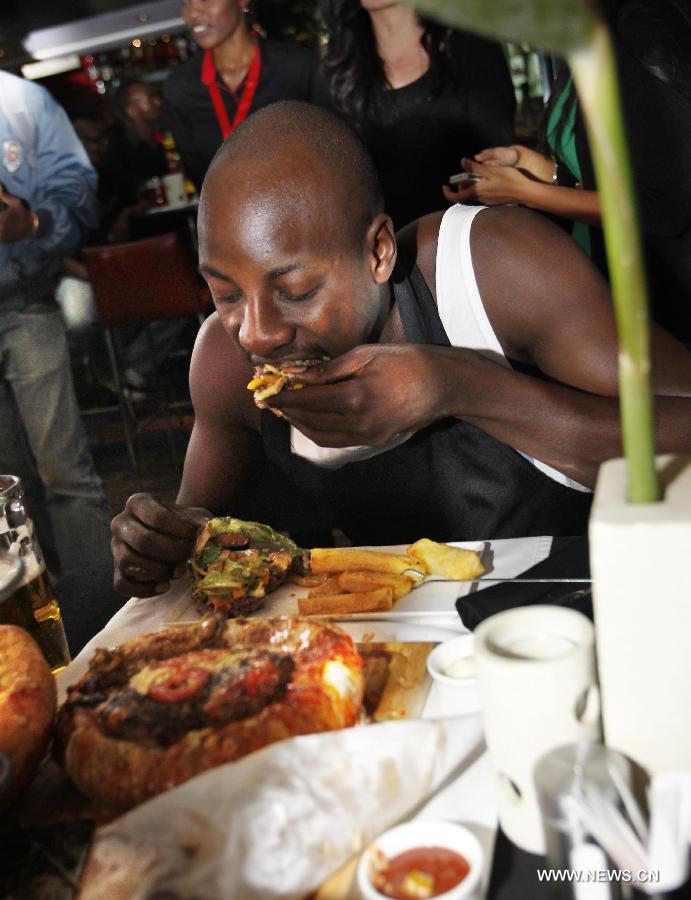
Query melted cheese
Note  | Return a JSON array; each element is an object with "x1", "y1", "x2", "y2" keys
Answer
[
  {"x1": 322, "y1": 659, "x2": 359, "y2": 699},
  {"x1": 129, "y1": 649, "x2": 248, "y2": 695}
]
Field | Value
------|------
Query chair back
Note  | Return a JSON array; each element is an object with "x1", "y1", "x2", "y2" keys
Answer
[{"x1": 82, "y1": 232, "x2": 209, "y2": 329}]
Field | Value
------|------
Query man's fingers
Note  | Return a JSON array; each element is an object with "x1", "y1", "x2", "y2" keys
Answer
[
  {"x1": 112, "y1": 538, "x2": 180, "y2": 597},
  {"x1": 113, "y1": 512, "x2": 195, "y2": 564},
  {"x1": 268, "y1": 381, "x2": 355, "y2": 414},
  {"x1": 288, "y1": 356, "x2": 363, "y2": 387},
  {"x1": 280, "y1": 409, "x2": 347, "y2": 437},
  {"x1": 117, "y1": 554, "x2": 178, "y2": 584},
  {"x1": 124, "y1": 493, "x2": 205, "y2": 539}
]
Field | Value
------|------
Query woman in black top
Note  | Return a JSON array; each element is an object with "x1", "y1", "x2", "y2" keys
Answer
[
  {"x1": 163, "y1": 0, "x2": 316, "y2": 192},
  {"x1": 318, "y1": 0, "x2": 516, "y2": 228}
]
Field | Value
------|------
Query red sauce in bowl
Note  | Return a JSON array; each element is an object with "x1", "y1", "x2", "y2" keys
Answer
[{"x1": 371, "y1": 845, "x2": 470, "y2": 898}]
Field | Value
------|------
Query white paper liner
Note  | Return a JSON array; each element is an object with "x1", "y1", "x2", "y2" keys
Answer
[{"x1": 79, "y1": 716, "x2": 483, "y2": 900}]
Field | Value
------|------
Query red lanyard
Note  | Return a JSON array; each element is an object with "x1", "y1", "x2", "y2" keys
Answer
[{"x1": 201, "y1": 40, "x2": 261, "y2": 140}]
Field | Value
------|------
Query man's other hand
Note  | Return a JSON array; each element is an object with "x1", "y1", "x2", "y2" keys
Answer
[
  {"x1": 111, "y1": 493, "x2": 211, "y2": 597},
  {"x1": 0, "y1": 184, "x2": 34, "y2": 243}
]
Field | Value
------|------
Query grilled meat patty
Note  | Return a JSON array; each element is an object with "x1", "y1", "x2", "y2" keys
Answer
[{"x1": 66, "y1": 647, "x2": 295, "y2": 747}]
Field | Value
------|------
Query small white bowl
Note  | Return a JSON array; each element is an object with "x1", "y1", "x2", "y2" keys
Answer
[
  {"x1": 357, "y1": 819, "x2": 484, "y2": 900},
  {"x1": 426, "y1": 635, "x2": 481, "y2": 715}
]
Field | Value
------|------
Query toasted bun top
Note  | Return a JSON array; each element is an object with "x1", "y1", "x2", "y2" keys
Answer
[{"x1": 0, "y1": 625, "x2": 57, "y2": 810}]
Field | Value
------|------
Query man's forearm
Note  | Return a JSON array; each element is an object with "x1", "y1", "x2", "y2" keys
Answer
[{"x1": 432, "y1": 347, "x2": 689, "y2": 488}]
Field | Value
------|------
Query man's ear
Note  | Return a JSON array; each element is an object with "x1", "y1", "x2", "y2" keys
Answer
[{"x1": 366, "y1": 214, "x2": 397, "y2": 284}]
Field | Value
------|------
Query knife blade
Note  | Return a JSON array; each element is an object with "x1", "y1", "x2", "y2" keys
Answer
[{"x1": 419, "y1": 577, "x2": 591, "y2": 584}]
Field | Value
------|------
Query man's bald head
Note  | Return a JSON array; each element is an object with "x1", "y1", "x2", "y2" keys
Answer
[{"x1": 201, "y1": 101, "x2": 385, "y2": 253}]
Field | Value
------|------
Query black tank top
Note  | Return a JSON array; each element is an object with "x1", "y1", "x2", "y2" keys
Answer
[{"x1": 260, "y1": 257, "x2": 592, "y2": 545}]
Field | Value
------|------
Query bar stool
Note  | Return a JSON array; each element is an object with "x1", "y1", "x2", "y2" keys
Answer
[{"x1": 82, "y1": 231, "x2": 211, "y2": 478}]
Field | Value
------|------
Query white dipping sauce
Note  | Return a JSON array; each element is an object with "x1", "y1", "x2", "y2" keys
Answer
[{"x1": 443, "y1": 655, "x2": 477, "y2": 680}]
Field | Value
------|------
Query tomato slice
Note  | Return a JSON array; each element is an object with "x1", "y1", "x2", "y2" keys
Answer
[{"x1": 148, "y1": 666, "x2": 211, "y2": 703}]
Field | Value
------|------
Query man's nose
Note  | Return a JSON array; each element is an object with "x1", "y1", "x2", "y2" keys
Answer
[{"x1": 237, "y1": 297, "x2": 295, "y2": 359}]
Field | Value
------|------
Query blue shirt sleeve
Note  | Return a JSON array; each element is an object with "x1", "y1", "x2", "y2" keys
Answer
[{"x1": 26, "y1": 81, "x2": 98, "y2": 257}]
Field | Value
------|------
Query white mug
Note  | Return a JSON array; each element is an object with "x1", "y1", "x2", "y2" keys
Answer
[
  {"x1": 162, "y1": 172, "x2": 187, "y2": 209},
  {"x1": 474, "y1": 605, "x2": 601, "y2": 854}
]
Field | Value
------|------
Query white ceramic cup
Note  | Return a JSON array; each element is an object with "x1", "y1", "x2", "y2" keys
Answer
[
  {"x1": 426, "y1": 634, "x2": 482, "y2": 715},
  {"x1": 162, "y1": 172, "x2": 187, "y2": 209},
  {"x1": 474, "y1": 605, "x2": 601, "y2": 854}
]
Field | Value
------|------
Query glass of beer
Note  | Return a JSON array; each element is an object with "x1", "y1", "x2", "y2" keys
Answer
[{"x1": 0, "y1": 475, "x2": 71, "y2": 674}]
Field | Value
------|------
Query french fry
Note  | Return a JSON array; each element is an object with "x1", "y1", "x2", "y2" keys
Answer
[
  {"x1": 335, "y1": 571, "x2": 414, "y2": 600},
  {"x1": 288, "y1": 573, "x2": 330, "y2": 587},
  {"x1": 407, "y1": 538, "x2": 485, "y2": 580},
  {"x1": 307, "y1": 575, "x2": 345, "y2": 596},
  {"x1": 298, "y1": 588, "x2": 394, "y2": 616},
  {"x1": 309, "y1": 547, "x2": 421, "y2": 576}
]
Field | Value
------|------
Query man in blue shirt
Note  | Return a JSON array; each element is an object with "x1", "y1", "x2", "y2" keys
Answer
[{"x1": 0, "y1": 71, "x2": 117, "y2": 638}]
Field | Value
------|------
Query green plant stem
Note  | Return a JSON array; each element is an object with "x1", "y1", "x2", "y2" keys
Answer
[{"x1": 569, "y1": 22, "x2": 659, "y2": 502}]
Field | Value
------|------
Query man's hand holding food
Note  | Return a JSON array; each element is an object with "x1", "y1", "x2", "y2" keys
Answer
[
  {"x1": 262, "y1": 343, "x2": 461, "y2": 448},
  {"x1": 111, "y1": 494, "x2": 211, "y2": 597}
]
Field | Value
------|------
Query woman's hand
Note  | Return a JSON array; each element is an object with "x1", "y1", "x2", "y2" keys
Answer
[
  {"x1": 473, "y1": 145, "x2": 521, "y2": 167},
  {"x1": 443, "y1": 158, "x2": 531, "y2": 207},
  {"x1": 266, "y1": 344, "x2": 452, "y2": 448},
  {"x1": 475, "y1": 144, "x2": 555, "y2": 182}
]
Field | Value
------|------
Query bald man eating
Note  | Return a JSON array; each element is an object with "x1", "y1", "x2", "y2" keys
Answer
[{"x1": 111, "y1": 101, "x2": 691, "y2": 598}]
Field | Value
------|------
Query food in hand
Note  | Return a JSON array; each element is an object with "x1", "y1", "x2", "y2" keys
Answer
[
  {"x1": 190, "y1": 517, "x2": 308, "y2": 616},
  {"x1": 55, "y1": 615, "x2": 363, "y2": 810},
  {"x1": 0, "y1": 625, "x2": 57, "y2": 811},
  {"x1": 407, "y1": 538, "x2": 484, "y2": 581},
  {"x1": 247, "y1": 358, "x2": 325, "y2": 408}
]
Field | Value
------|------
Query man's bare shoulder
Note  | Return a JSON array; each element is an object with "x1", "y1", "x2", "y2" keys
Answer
[{"x1": 189, "y1": 312, "x2": 260, "y2": 431}]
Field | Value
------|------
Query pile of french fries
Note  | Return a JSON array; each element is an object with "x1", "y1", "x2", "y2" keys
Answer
[{"x1": 296, "y1": 539, "x2": 485, "y2": 616}]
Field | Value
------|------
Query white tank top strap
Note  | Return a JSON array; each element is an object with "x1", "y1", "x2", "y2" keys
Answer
[
  {"x1": 435, "y1": 204, "x2": 509, "y2": 367},
  {"x1": 436, "y1": 204, "x2": 590, "y2": 494}
]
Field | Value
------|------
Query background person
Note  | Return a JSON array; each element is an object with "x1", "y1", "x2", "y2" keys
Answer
[
  {"x1": 107, "y1": 78, "x2": 169, "y2": 186},
  {"x1": 447, "y1": 0, "x2": 691, "y2": 344},
  {"x1": 57, "y1": 110, "x2": 193, "y2": 396},
  {"x1": 109, "y1": 102, "x2": 691, "y2": 598},
  {"x1": 0, "y1": 71, "x2": 119, "y2": 641},
  {"x1": 163, "y1": 0, "x2": 317, "y2": 193},
  {"x1": 318, "y1": 0, "x2": 516, "y2": 228}
]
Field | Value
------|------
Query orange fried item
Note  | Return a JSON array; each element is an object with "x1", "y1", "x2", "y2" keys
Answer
[
  {"x1": 288, "y1": 573, "x2": 330, "y2": 588},
  {"x1": 0, "y1": 625, "x2": 57, "y2": 812},
  {"x1": 336, "y1": 571, "x2": 414, "y2": 600},
  {"x1": 310, "y1": 547, "x2": 420, "y2": 576},
  {"x1": 298, "y1": 588, "x2": 394, "y2": 616}
]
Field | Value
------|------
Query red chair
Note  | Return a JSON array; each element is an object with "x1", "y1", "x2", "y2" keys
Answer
[{"x1": 82, "y1": 231, "x2": 211, "y2": 477}]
